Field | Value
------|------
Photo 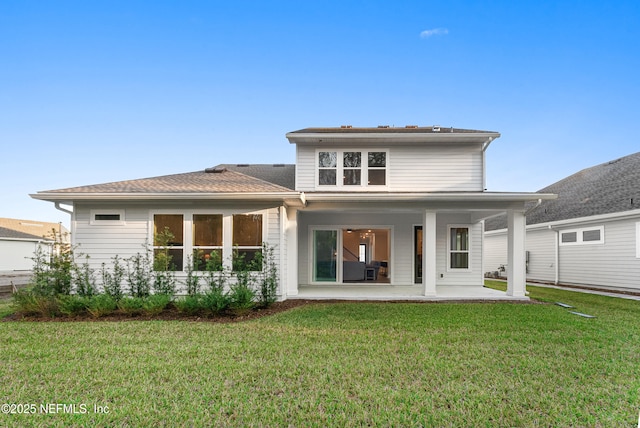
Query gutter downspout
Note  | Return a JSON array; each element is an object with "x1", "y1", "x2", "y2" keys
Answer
[
  {"x1": 549, "y1": 225, "x2": 559, "y2": 285},
  {"x1": 54, "y1": 202, "x2": 73, "y2": 216},
  {"x1": 481, "y1": 137, "x2": 494, "y2": 191}
]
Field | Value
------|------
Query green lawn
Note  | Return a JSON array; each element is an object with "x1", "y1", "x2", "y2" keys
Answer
[{"x1": 1, "y1": 284, "x2": 639, "y2": 427}]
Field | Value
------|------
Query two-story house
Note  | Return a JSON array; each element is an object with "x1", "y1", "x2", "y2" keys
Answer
[{"x1": 32, "y1": 126, "x2": 555, "y2": 300}]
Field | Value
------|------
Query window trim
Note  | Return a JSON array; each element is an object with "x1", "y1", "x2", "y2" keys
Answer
[
  {"x1": 559, "y1": 225, "x2": 605, "y2": 246},
  {"x1": 149, "y1": 210, "x2": 267, "y2": 273},
  {"x1": 90, "y1": 209, "x2": 126, "y2": 226},
  {"x1": 447, "y1": 224, "x2": 472, "y2": 271},
  {"x1": 315, "y1": 148, "x2": 388, "y2": 190}
]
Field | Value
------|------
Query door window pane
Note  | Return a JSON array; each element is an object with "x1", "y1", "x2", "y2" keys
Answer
[{"x1": 313, "y1": 230, "x2": 337, "y2": 282}]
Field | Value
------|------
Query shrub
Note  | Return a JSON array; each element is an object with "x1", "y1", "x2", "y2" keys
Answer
[
  {"x1": 117, "y1": 296, "x2": 145, "y2": 316},
  {"x1": 202, "y1": 288, "x2": 230, "y2": 316},
  {"x1": 142, "y1": 294, "x2": 171, "y2": 316},
  {"x1": 101, "y1": 255, "x2": 125, "y2": 301},
  {"x1": 57, "y1": 294, "x2": 89, "y2": 317},
  {"x1": 87, "y1": 294, "x2": 117, "y2": 318},
  {"x1": 13, "y1": 290, "x2": 58, "y2": 318},
  {"x1": 228, "y1": 282, "x2": 255, "y2": 314},
  {"x1": 175, "y1": 295, "x2": 204, "y2": 316}
]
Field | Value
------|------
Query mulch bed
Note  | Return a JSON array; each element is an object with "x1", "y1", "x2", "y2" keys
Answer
[{"x1": 2, "y1": 299, "x2": 315, "y2": 323}]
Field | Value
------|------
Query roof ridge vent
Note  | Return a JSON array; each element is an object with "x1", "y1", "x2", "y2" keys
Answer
[
  {"x1": 205, "y1": 167, "x2": 227, "y2": 174},
  {"x1": 433, "y1": 125, "x2": 441, "y2": 132},
  {"x1": 340, "y1": 125, "x2": 353, "y2": 129},
  {"x1": 377, "y1": 125, "x2": 389, "y2": 128},
  {"x1": 405, "y1": 125, "x2": 418, "y2": 128},
  {"x1": 273, "y1": 163, "x2": 285, "y2": 167}
]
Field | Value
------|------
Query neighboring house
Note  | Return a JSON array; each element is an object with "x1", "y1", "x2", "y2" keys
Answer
[
  {"x1": 484, "y1": 152, "x2": 640, "y2": 292},
  {"x1": 31, "y1": 126, "x2": 554, "y2": 300},
  {"x1": 0, "y1": 218, "x2": 69, "y2": 271}
]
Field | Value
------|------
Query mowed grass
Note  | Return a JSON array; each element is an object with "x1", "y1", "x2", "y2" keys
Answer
[{"x1": 1, "y1": 284, "x2": 639, "y2": 427}]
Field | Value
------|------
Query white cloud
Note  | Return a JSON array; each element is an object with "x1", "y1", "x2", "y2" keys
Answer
[{"x1": 420, "y1": 28, "x2": 448, "y2": 38}]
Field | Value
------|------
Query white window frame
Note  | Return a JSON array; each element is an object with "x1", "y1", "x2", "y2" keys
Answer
[
  {"x1": 149, "y1": 210, "x2": 267, "y2": 272},
  {"x1": 559, "y1": 225, "x2": 605, "y2": 246},
  {"x1": 447, "y1": 224, "x2": 472, "y2": 271},
  {"x1": 90, "y1": 209, "x2": 126, "y2": 226},
  {"x1": 315, "y1": 149, "x2": 388, "y2": 190}
]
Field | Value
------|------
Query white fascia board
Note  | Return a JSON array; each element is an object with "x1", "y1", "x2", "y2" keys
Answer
[
  {"x1": 31, "y1": 192, "x2": 307, "y2": 207},
  {"x1": 286, "y1": 132, "x2": 500, "y2": 145},
  {"x1": 305, "y1": 192, "x2": 556, "y2": 203},
  {"x1": 0, "y1": 237, "x2": 50, "y2": 243}
]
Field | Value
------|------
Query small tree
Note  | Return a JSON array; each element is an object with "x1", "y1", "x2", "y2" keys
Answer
[
  {"x1": 183, "y1": 254, "x2": 200, "y2": 297},
  {"x1": 73, "y1": 255, "x2": 96, "y2": 297},
  {"x1": 126, "y1": 251, "x2": 152, "y2": 298},
  {"x1": 152, "y1": 227, "x2": 177, "y2": 296},
  {"x1": 101, "y1": 255, "x2": 126, "y2": 300},
  {"x1": 256, "y1": 243, "x2": 279, "y2": 307}
]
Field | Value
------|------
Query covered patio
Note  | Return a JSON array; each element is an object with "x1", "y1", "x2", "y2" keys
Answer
[{"x1": 291, "y1": 284, "x2": 529, "y2": 301}]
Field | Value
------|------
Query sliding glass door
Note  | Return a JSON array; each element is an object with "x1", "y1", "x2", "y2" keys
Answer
[{"x1": 313, "y1": 230, "x2": 337, "y2": 282}]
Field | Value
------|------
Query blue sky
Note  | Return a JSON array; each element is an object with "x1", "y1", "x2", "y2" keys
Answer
[{"x1": 2, "y1": 0, "x2": 639, "y2": 227}]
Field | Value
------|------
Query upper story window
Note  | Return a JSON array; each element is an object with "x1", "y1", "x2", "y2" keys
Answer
[
  {"x1": 317, "y1": 150, "x2": 387, "y2": 188},
  {"x1": 560, "y1": 226, "x2": 604, "y2": 246}
]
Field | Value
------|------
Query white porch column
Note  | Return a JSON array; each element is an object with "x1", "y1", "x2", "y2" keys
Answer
[
  {"x1": 423, "y1": 211, "x2": 437, "y2": 297},
  {"x1": 285, "y1": 206, "x2": 299, "y2": 296},
  {"x1": 507, "y1": 209, "x2": 526, "y2": 297}
]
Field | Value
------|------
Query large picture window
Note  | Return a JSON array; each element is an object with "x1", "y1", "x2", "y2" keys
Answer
[
  {"x1": 317, "y1": 150, "x2": 387, "y2": 188},
  {"x1": 233, "y1": 214, "x2": 263, "y2": 270},
  {"x1": 448, "y1": 226, "x2": 470, "y2": 270}
]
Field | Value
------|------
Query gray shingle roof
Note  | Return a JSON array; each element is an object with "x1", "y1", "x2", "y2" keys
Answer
[
  {"x1": 37, "y1": 168, "x2": 296, "y2": 195},
  {"x1": 218, "y1": 164, "x2": 295, "y2": 190},
  {"x1": 0, "y1": 226, "x2": 49, "y2": 241},
  {"x1": 485, "y1": 152, "x2": 640, "y2": 231}
]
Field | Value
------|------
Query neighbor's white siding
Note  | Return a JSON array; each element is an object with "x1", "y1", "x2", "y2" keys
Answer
[
  {"x1": 0, "y1": 240, "x2": 47, "y2": 271},
  {"x1": 558, "y1": 218, "x2": 640, "y2": 289},
  {"x1": 484, "y1": 215, "x2": 640, "y2": 291},
  {"x1": 526, "y1": 229, "x2": 556, "y2": 282},
  {"x1": 295, "y1": 144, "x2": 484, "y2": 192}
]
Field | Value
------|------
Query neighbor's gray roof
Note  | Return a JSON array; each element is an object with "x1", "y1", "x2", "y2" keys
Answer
[
  {"x1": 485, "y1": 152, "x2": 640, "y2": 231},
  {"x1": 0, "y1": 226, "x2": 50, "y2": 241}
]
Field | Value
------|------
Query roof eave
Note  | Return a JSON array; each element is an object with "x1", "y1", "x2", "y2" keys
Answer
[
  {"x1": 304, "y1": 192, "x2": 556, "y2": 203},
  {"x1": 30, "y1": 192, "x2": 307, "y2": 207},
  {"x1": 286, "y1": 132, "x2": 501, "y2": 145}
]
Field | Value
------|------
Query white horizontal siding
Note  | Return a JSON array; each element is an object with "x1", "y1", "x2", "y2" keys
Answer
[
  {"x1": 526, "y1": 229, "x2": 556, "y2": 282},
  {"x1": 484, "y1": 233, "x2": 507, "y2": 274},
  {"x1": 296, "y1": 146, "x2": 316, "y2": 191},
  {"x1": 485, "y1": 216, "x2": 640, "y2": 290},
  {"x1": 390, "y1": 145, "x2": 483, "y2": 191},
  {"x1": 295, "y1": 144, "x2": 484, "y2": 192},
  {"x1": 559, "y1": 219, "x2": 640, "y2": 289}
]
